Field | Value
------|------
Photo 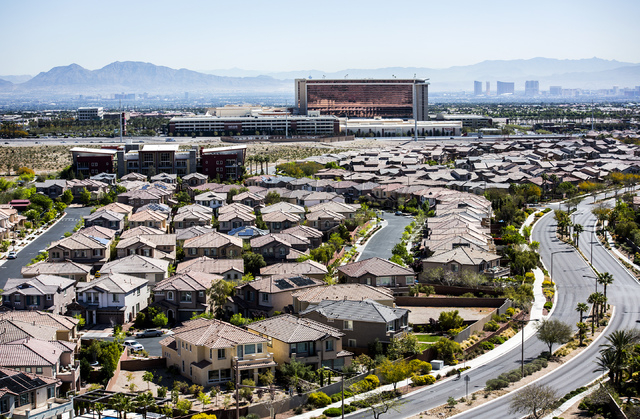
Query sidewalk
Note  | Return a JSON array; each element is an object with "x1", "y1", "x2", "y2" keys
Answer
[
  {"x1": 293, "y1": 270, "x2": 549, "y2": 419},
  {"x1": 0, "y1": 211, "x2": 69, "y2": 263},
  {"x1": 353, "y1": 218, "x2": 388, "y2": 262}
]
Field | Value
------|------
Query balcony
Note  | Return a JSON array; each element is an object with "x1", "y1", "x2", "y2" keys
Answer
[
  {"x1": 12, "y1": 399, "x2": 73, "y2": 419},
  {"x1": 57, "y1": 363, "x2": 80, "y2": 386},
  {"x1": 483, "y1": 266, "x2": 510, "y2": 279},
  {"x1": 290, "y1": 351, "x2": 320, "y2": 364}
]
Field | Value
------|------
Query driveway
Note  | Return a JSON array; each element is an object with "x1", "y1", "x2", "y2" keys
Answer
[
  {"x1": 0, "y1": 206, "x2": 92, "y2": 290},
  {"x1": 357, "y1": 211, "x2": 413, "y2": 261}
]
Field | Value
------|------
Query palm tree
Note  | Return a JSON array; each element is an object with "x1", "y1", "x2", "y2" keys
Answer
[
  {"x1": 197, "y1": 391, "x2": 211, "y2": 412},
  {"x1": 576, "y1": 302, "x2": 589, "y2": 323},
  {"x1": 596, "y1": 330, "x2": 640, "y2": 390},
  {"x1": 587, "y1": 292, "x2": 603, "y2": 335},
  {"x1": 573, "y1": 223, "x2": 584, "y2": 247},
  {"x1": 135, "y1": 392, "x2": 156, "y2": 419},
  {"x1": 597, "y1": 272, "x2": 614, "y2": 301},
  {"x1": 110, "y1": 393, "x2": 133, "y2": 419},
  {"x1": 94, "y1": 402, "x2": 105, "y2": 419}
]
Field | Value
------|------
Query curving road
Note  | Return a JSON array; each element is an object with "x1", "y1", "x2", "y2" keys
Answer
[{"x1": 349, "y1": 192, "x2": 637, "y2": 418}]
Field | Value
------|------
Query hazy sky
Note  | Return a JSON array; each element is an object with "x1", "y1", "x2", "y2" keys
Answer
[{"x1": 2, "y1": 0, "x2": 639, "y2": 75}]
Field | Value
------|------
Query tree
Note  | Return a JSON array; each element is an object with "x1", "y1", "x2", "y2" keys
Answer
[
  {"x1": 265, "y1": 191, "x2": 281, "y2": 205},
  {"x1": 207, "y1": 279, "x2": 235, "y2": 317},
  {"x1": 135, "y1": 392, "x2": 155, "y2": 419},
  {"x1": 152, "y1": 313, "x2": 168, "y2": 328},
  {"x1": 94, "y1": 402, "x2": 106, "y2": 419},
  {"x1": 596, "y1": 329, "x2": 640, "y2": 391},
  {"x1": 197, "y1": 391, "x2": 211, "y2": 411},
  {"x1": 576, "y1": 302, "x2": 589, "y2": 323},
  {"x1": 573, "y1": 223, "x2": 584, "y2": 247},
  {"x1": 597, "y1": 272, "x2": 614, "y2": 301},
  {"x1": 142, "y1": 371, "x2": 154, "y2": 391},
  {"x1": 279, "y1": 359, "x2": 314, "y2": 386},
  {"x1": 80, "y1": 358, "x2": 92, "y2": 381},
  {"x1": 79, "y1": 187, "x2": 92, "y2": 206},
  {"x1": 577, "y1": 322, "x2": 589, "y2": 346},
  {"x1": 438, "y1": 310, "x2": 464, "y2": 331},
  {"x1": 509, "y1": 383, "x2": 557, "y2": 419},
  {"x1": 379, "y1": 359, "x2": 410, "y2": 391},
  {"x1": 109, "y1": 393, "x2": 133, "y2": 419},
  {"x1": 243, "y1": 252, "x2": 266, "y2": 276},
  {"x1": 368, "y1": 391, "x2": 404, "y2": 419},
  {"x1": 432, "y1": 337, "x2": 462, "y2": 364},
  {"x1": 536, "y1": 319, "x2": 573, "y2": 355}
]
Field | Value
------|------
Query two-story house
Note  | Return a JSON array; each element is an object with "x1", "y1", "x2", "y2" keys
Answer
[
  {"x1": 35, "y1": 180, "x2": 68, "y2": 200},
  {"x1": 261, "y1": 211, "x2": 300, "y2": 233},
  {"x1": 83, "y1": 209, "x2": 125, "y2": 234},
  {"x1": 100, "y1": 254, "x2": 169, "y2": 285},
  {"x1": 116, "y1": 234, "x2": 177, "y2": 262},
  {"x1": 76, "y1": 273, "x2": 149, "y2": 325},
  {"x1": 337, "y1": 257, "x2": 415, "y2": 288},
  {"x1": 21, "y1": 261, "x2": 92, "y2": 283},
  {"x1": 160, "y1": 318, "x2": 276, "y2": 386},
  {"x1": 1, "y1": 275, "x2": 75, "y2": 315},
  {"x1": 177, "y1": 257, "x2": 244, "y2": 282},
  {"x1": 183, "y1": 232, "x2": 243, "y2": 260},
  {"x1": 0, "y1": 367, "x2": 69, "y2": 419},
  {"x1": 249, "y1": 234, "x2": 309, "y2": 262},
  {"x1": 217, "y1": 203, "x2": 256, "y2": 234},
  {"x1": 194, "y1": 191, "x2": 226, "y2": 214},
  {"x1": 259, "y1": 260, "x2": 328, "y2": 281},
  {"x1": 173, "y1": 207, "x2": 212, "y2": 229},
  {"x1": 247, "y1": 314, "x2": 352, "y2": 370},
  {"x1": 128, "y1": 209, "x2": 169, "y2": 232},
  {"x1": 0, "y1": 339, "x2": 79, "y2": 392},
  {"x1": 230, "y1": 275, "x2": 324, "y2": 317},
  {"x1": 291, "y1": 284, "x2": 395, "y2": 313},
  {"x1": 305, "y1": 209, "x2": 345, "y2": 234},
  {"x1": 421, "y1": 247, "x2": 503, "y2": 278},
  {"x1": 300, "y1": 299, "x2": 410, "y2": 352},
  {"x1": 281, "y1": 225, "x2": 323, "y2": 249},
  {"x1": 152, "y1": 271, "x2": 222, "y2": 323},
  {"x1": 47, "y1": 233, "x2": 112, "y2": 268}
]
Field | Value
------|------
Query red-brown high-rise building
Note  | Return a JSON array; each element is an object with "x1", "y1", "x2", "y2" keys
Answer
[{"x1": 295, "y1": 78, "x2": 429, "y2": 120}]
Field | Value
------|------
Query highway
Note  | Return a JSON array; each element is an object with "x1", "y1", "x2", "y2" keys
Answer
[{"x1": 350, "y1": 193, "x2": 635, "y2": 418}]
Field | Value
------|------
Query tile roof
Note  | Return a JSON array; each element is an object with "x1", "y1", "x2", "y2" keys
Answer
[
  {"x1": 280, "y1": 225, "x2": 324, "y2": 239},
  {"x1": 120, "y1": 226, "x2": 166, "y2": 239},
  {"x1": 0, "y1": 338, "x2": 71, "y2": 367},
  {"x1": 77, "y1": 225, "x2": 118, "y2": 240},
  {"x1": 300, "y1": 299, "x2": 409, "y2": 323},
  {"x1": 424, "y1": 247, "x2": 501, "y2": 265},
  {"x1": 291, "y1": 284, "x2": 394, "y2": 304},
  {"x1": 160, "y1": 318, "x2": 266, "y2": 349},
  {"x1": 176, "y1": 226, "x2": 214, "y2": 241},
  {"x1": 100, "y1": 254, "x2": 169, "y2": 275},
  {"x1": 129, "y1": 209, "x2": 167, "y2": 223},
  {"x1": 177, "y1": 257, "x2": 244, "y2": 275},
  {"x1": 2, "y1": 275, "x2": 75, "y2": 297},
  {"x1": 260, "y1": 260, "x2": 328, "y2": 277},
  {"x1": 337, "y1": 257, "x2": 414, "y2": 278},
  {"x1": 241, "y1": 275, "x2": 324, "y2": 294},
  {"x1": 84, "y1": 209, "x2": 125, "y2": 222},
  {"x1": 77, "y1": 273, "x2": 148, "y2": 294},
  {"x1": 153, "y1": 271, "x2": 222, "y2": 293},
  {"x1": 247, "y1": 314, "x2": 343, "y2": 343},
  {"x1": 21, "y1": 260, "x2": 92, "y2": 276},
  {"x1": 261, "y1": 211, "x2": 300, "y2": 223},
  {"x1": 100, "y1": 202, "x2": 134, "y2": 215},
  {"x1": 184, "y1": 231, "x2": 243, "y2": 249}
]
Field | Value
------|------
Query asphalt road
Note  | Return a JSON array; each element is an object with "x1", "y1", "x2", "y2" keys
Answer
[
  {"x1": 84, "y1": 334, "x2": 166, "y2": 357},
  {"x1": 350, "y1": 194, "x2": 634, "y2": 419},
  {"x1": 358, "y1": 212, "x2": 413, "y2": 261},
  {"x1": 0, "y1": 206, "x2": 92, "y2": 289}
]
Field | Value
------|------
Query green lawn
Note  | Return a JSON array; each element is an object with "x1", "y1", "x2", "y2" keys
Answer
[{"x1": 415, "y1": 334, "x2": 440, "y2": 343}]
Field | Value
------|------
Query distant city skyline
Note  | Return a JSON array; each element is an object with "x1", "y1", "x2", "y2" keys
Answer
[{"x1": 2, "y1": 0, "x2": 639, "y2": 76}]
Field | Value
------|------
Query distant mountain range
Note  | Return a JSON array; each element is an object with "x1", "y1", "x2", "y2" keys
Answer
[{"x1": 0, "y1": 58, "x2": 638, "y2": 98}]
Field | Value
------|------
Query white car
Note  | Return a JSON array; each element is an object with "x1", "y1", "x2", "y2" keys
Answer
[{"x1": 123, "y1": 340, "x2": 144, "y2": 351}]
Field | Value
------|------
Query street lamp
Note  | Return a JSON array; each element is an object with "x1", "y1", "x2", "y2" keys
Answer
[
  {"x1": 550, "y1": 250, "x2": 572, "y2": 280},
  {"x1": 511, "y1": 316, "x2": 539, "y2": 379},
  {"x1": 584, "y1": 274, "x2": 598, "y2": 293}
]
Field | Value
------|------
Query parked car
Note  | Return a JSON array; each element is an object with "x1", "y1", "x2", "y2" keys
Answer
[
  {"x1": 395, "y1": 211, "x2": 403, "y2": 216},
  {"x1": 123, "y1": 340, "x2": 144, "y2": 351},
  {"x1": 136, "y1": 329, "x2": 163, "y2": 338},
  {"x1": 7, "y1": 251, "x2": 17, "y2": 259}
]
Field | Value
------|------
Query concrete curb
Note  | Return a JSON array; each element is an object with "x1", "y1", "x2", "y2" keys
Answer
[
  {"x1": 354, "y1": 219, "x2": 388, "y2": 262},
  {"x1": 0, "y1": 210, "x2": 69, "y2": 262}
]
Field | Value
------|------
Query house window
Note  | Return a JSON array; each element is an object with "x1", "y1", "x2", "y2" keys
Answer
[
  {"x1": 25, "y1": 367, "x2": 31, "y2": 373},
  {"x1": 20, "y1": 393, "x2": 29, "y2": 406},
  {"x1": 36, "y1": 367, "x2": 43, "y2": 374},
  {"x1": 377, "y1": 276, "x2": 392, "y2": 286},
  {"x1": 387, "y1": 322, "x2": 395, "y2": 332},
  {"x1": 347, "y1": 339, "x2": 356, "y2": 347},
  {"x1": 451, "y1": 264, "x2": 459, "y2": 272},
  {"x1": 112, "y1": 294, "x2": 119, "y2": 302},
  {"x1": 218, "y1": 348, "x2": 226, "y2": 359},
  {"x1": 262, "y1": 293, "x2": 268, "y2": 302},
  {"x1": 15, "y1": 295, "x2": 20, "y2": 303},
  {"x1": 245, "y1": 344, "x2": 256, "y2": 355},
  {"x1": 181, "y1": 292, "x2": 192, "y2": 302},
  {"x1": 343, "y1": 320, "x2": 353, "y2": 331},
  {"x1": 325, "y1": 340, "x2": 334, "y2": 352},
  {"x1": 46, "y1": 294, "x2": 52, "y2": 301},
  {"x1": 167, "y1": 291, "x2": 174, "y2": 300},
  {"x1": 137, "y1": 288, "x2": 141, "y2": 296},
  {"x1": 188, "y1": 248, "x2": 197, "y2": 255},
  {"x1": 199, "y1": 291, "x2": 204, "y2": 297}
]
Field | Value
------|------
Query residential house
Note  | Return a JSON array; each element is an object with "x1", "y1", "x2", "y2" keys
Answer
[
  {"x1": 261, "y1": 211, "x2": 300, "y2": 233},
  {"x1": 183, "y1": 231, "x2": 243, "y2": 259},
  {"x1": 173, "y1": 207, "x2": 212, "y2": 229},
  {"x1": 77, "y1": 225, "x2": 118, "y2": 241},
  {"x1": 194, "y1": 191, "x2": 226, "y2": 213},
  {"x1": 120, "y1": 172, "x2": 147, "y2": 182},
  {"x1": 67, "y1": 179, "x2": 109, "y2": 202},
  {"x1": 291, "y1": 284, "x2": 395, "y2": 313},
  {"x1": 99, "y1": 202, "x2": 134, "y2": 219},
  {"x1": 249, "y1": 234, "x2": 309, "y2": 262},
  {"x1": 120, "y1": 225, "x2": 166, "y2": 240},
  {"x1": 305, "y1": 209, "x2": 345, "y2": 233},
  {"x1": 128, "y1": 210, "x2": 169, "y2": 232},
  {"x1": 259, "y1": 260, "x2": 328, "y2": 281},
  {"x1": 337, "y1": 257, "x2": 415, "y2": 287},
  {"x1": 299, "y1": 191, "x2": 344, "y2": 207},
  {"x1": 1, "y1": 275, "x2": 75, "y2": 315},
  {"x1": 0, "y1": 339, "x2": 80, "y2": 392},
  {"x1": 21, "y1": 261, "x2": 92, "y2": 282},
  {"x1": 77, "y1": 273, "x2": 149, "y2": 325},
  {"x1": 232, "y1": 191, "x2": 265, "y2": 209},
  {"x1": 153, "y1": 271, "x2": 222, "y2": 323},
  {"x1": 151, "y1": 173, "x2": 178, "y2": 184},
  {"x1": 259, "y1": 202, "x2": 305, "y2": 220},
  {"x1": 0, "y1": 367, "x2": 69, "y2": 419},
  {"x1": 182, "y1": 173, "x2": 208, "y2": 187},
  {"x1": 177, "y1": 257, "x2": 244, "y2": 282},
  {"x1": 83, "y1": 210, "x2": 125, "y2": 234},
  {"x1": 421, "y1": 247, "x2": 505, "y2": 278},
  {"x1": 47, "y1": 232, "x2": 112, "y2": 268},
  {"x1": 231, "y1": 275, "x2": 324, "y2": 317},
  {"x1": 0, "y1": 311, "x2": 79, "y2": 343},
  {"x1": 160, "y1": 318, "x2": 276, "y2": 386},
  {"x1": 227, "y1": 226, "x2": 270, "y2": 243},
  {"x1": 300, "y1": 299, "x2": 410, "y2": 351},
  {"x1": 217, "y1": 204, "x2": 256, "y2": 233},
  {"x1": 281, "y1": 225, "x2": 324, "y2": 249},
  {"x1": 90, "y1": 172, "x2": 117, "y2": 185},
  {"x1": 35, "y1": 180, "x2": 67, "y2": 200},
  {"x1": 176, "y1": 226, "x2": 214, "y2": 244},
  {"x1": 116, "y1": 234, "x2": 177, "y2": 263},
  {"x1": 100, "y1": 254, "x2": 169, "y2": 284},
  {"x1": 247, "y1": 314, "x2": 352, "y2": 370}
]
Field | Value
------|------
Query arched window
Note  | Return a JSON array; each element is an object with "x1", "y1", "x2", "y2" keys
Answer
[{"x1": 167, "y1": 291, "x2": 174, "y2": 300}]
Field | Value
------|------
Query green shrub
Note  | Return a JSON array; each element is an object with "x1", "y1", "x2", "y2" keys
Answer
[
  {"x1": 408, "y1": 360, "x2": 432, "y2": 375},
  {"x1": 411, "y1": 374, "x2": 436, "y2": 386},
  {"x1": 485, "y1": 378, "x2": 509, "y2": 391},
  {"x1": 479, "y1": 341, "x2": 495, "y2": 351},
  {"x1": 324, "y1": 406, "x2": 356, "y2": 417},
  {"x1": 330, "y1": 393, "x2": 342, "y2": 403},
  {"x1": 489, "y1": 336, "x2": 506, "y2": 345},
  {"x1": 308, "y1": 391, "x2": 331, "y2": 408},
  {"x1": 483, "y1": 321, "x2": 499, "y2": 332},
  {"x1": 505, "y1": 307, "x2": 515, "y2": 317},
  {"x1": 544, "y1": 302, "x2": 553, "y2": 311},
  {"x1": 363, "y1": 375, "x2": 380, "y2": 389}
]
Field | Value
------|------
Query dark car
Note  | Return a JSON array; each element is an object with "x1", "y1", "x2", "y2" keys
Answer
[{"x1": 395, "y1": 211, "x2": 402, "y2": 216}]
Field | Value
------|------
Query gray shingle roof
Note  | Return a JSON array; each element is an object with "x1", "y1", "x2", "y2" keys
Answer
[
  {"x1": 300, "y1": 299, "x2": 409, "y2": 323},
  {"x1": 247, "y1": 314, "x2": 343, "y2": 343},
  {"x1": 337, "y1": 257, "x2": 414, "y2": 278}
]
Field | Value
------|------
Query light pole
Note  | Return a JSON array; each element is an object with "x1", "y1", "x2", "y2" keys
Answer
[
  {"x1": 584, "y1": 274, "x2": 598, "y2": 293},
  {"x1": 550, "y1": 250, "x2": 571, "y2": 280},
  {"x1": 512, "y1": 317, "x2": 538, "y2": 378}
]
